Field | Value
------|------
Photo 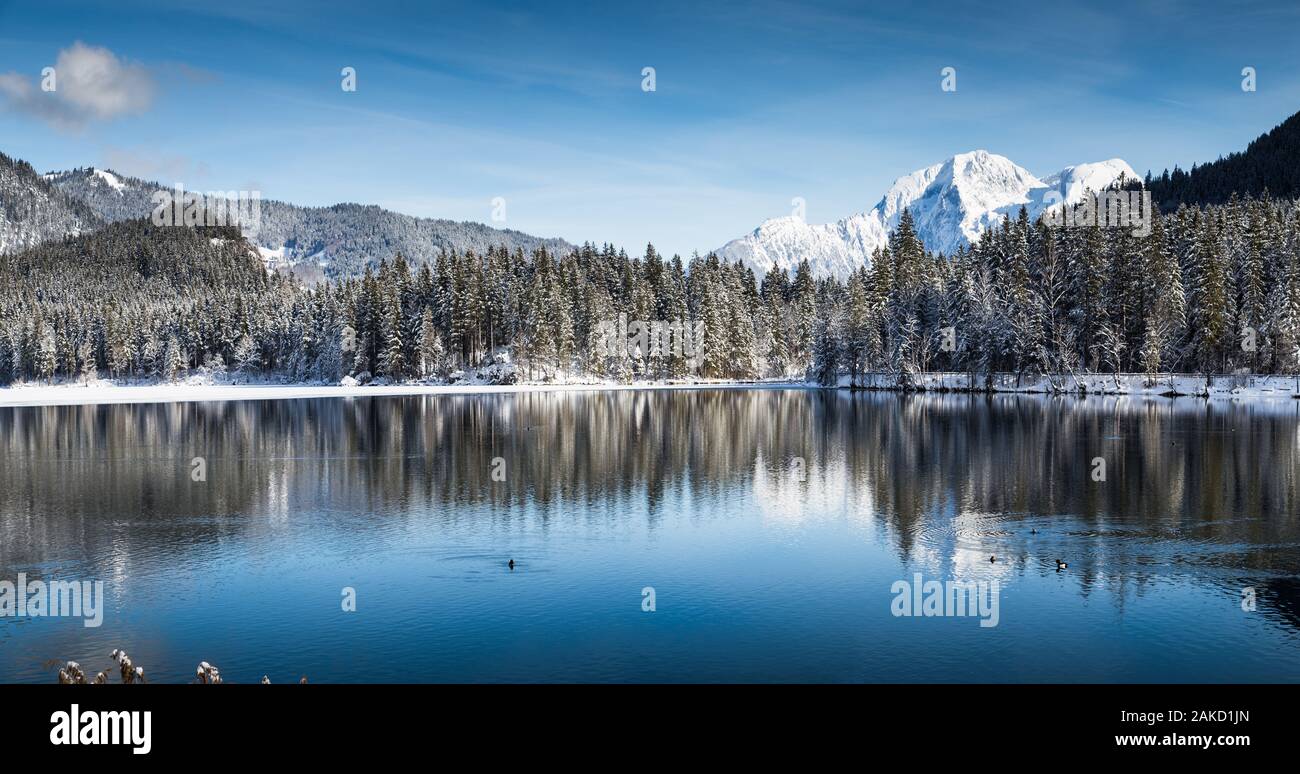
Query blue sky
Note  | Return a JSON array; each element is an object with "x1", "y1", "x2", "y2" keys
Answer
[{"x1": 2, "y1": 0, "x2": 1299, "y2": 257}]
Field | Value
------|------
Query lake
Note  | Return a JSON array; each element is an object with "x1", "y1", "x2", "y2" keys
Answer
[{"x1": 1, "y1": 389, "x2": 1298, "y2": 683}]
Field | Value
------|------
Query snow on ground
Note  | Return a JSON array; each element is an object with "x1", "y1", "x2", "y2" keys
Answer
[
  {"x1": 2, "y1": 372, "x2": 1297, "y2": 408},
  {"x1": 0, "y1": 378, "x2": 811, "y2": 407},
  {"x1": 92, "y1": 168, "x2": 126, "y2": 193},
  {"x1": 255, "y1": 244, "x2": 289, "y2": 269},
  {"x1": 849, "y1": 371, "x2": 1300, "y2": 399}
]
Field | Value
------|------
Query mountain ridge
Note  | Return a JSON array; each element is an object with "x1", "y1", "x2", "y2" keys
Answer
[{"x1": 9, "y1": 158, "x2": 575, "y2": 279}]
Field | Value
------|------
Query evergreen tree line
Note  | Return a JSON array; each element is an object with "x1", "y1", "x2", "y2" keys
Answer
[
  {"x1": 809, "y1": 194, "x2": 1300, "y2": 385},
  {"x1": 3, "y1": 193, "x2": 1300, "y2": 387}
]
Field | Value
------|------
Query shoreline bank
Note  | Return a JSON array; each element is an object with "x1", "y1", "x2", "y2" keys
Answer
[
  {"x1": 0, "y1": 379, "x2": 812, "y2": 407},
  {"x1": 2, "y1": 372, "x2": 1298, "y2": 407},
  {"x1": 845, "y1": 372, "x2": 1300, "y2": 399}
]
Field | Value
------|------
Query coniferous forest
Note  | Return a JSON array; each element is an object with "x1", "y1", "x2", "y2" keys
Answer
[
  {"x1": 2, "y1": 190, "x2": 1300, "y2": 388},
  {"x1": 1138, "y1": 109, "x2": 1300, "y2": 212}
]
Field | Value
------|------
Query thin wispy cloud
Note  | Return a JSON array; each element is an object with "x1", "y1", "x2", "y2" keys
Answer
[
  {"x1": 101, "y1": 145, "x2": 211, "y2": 182},
  {"x1": 0, "y1": 42, "x2": 155, "y2": 130}
]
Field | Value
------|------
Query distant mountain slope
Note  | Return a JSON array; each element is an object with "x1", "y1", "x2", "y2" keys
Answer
[
  {"x1": 248, "y1": 200, "x2": 574, "y2": 277},
  {"x1": 44, "y1": 165, "x2": 573, "y2": 277},
  {"x1": 1141, "y1": 109, "x2": 1300, "y2": 210},
  {"x1": 0, "y1": 152, "x2": 100, "y2": 254},
  {"x1": 717, "y1": 151, "x2": 1136, "y2": 279},
  {"x1": 44, "y1": 167, "x2": 159, "y2": 222}
]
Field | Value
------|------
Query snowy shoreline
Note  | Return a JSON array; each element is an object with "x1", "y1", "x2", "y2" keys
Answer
[
  {"x1": 845, "y1": 371, "x2": 1300, "y2": 399},
  {"x1": 0, "y1": 378, "x2": 816, "y2": 407},
  {"x1": 2, "y1": 371, "x2": 1299, "y2": 407}
]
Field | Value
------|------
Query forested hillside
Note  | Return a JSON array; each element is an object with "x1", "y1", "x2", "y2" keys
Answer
[
  {"x1": 0, "y1": 152, "x2": 100, "y2": 254},
  {"x1": 45, "y1": 166, "x2": 573, "y2": 278},
  {"x1": 0, "y1": 219, "x2": 298, "y2": 383},
  {"x1": 1140, "y1": 110, "x2": 1300, "y2": 211}
]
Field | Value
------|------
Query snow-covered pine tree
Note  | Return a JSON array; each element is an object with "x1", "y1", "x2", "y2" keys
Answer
[
  {"x1": 161, "y1": 334, "x2": 186, "y2": 383},
  {"x1": 418, "y1": 306, "x2": 443, "y2": 379},
  {"x1": 789, "y1": 259, "x2": 817, "y2": 373}
]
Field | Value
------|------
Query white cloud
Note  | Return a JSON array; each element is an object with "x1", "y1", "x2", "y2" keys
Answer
[
  {"x1": 56, "y1": 42, "x2": 154, "y2": 120},
  {"x1": 0, "y1": 42, "x2": 155, "y2": 129}
]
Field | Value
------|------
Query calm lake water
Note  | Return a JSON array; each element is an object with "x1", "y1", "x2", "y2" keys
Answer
[{"x1": 1, "y1": 389, "x2": 1298, "y2": 683}]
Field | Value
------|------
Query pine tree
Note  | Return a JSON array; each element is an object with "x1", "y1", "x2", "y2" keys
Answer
[
  {"x1": 1140, "y1": 209, "x2": 1183, "y2": 375},
  {"x1": 233, "y1": 334, "x2": 260, "y2": 378},
  {"x1": 378, "y1": 293, "x2": 405, "y2": 380},
  {"x1": 35, "y1": 320, "x2": 56, "y2": 383},
  {"x1": 1272, "y1": 216, "x2": 1300, "y2": 372},
  {"x1": 843, "y1": 270, "x2": 870, "y2": 380},
  {"x1": 1237, "y1": 198, "x2": 1268, "y2": 371},
  {"x1": 762, "y1": 288, "x2": 788, "y2": 377},
  {"x1": 811, "y1": 305, "x2": 841, "y2": 386},
  {"x1": 418, "y1": 306, "x2": 443, "y2": 379},
  {"x1": 0, "y1": 333, "x2": 13, "y2": 385},
  {"x1": 1190, "y1": 212, "x2": 1231, "y2": 372},
  {"x1": 790, "y1": 259, "x2": 817, "y2": 372},
  {"x1": 77, "y1": 338, "x2": 97, "y2": 383},
  {"x1": 161, "y1": 334, "x2": 186, "y2": 382},
  {"x1": 1072, "y1": 221, "x2": 1108, "y2": 370}
]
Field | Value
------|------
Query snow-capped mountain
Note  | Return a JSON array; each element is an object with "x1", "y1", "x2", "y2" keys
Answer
[{"x1": 717, "y1": 151, "x2": 1136, "y2": 279}]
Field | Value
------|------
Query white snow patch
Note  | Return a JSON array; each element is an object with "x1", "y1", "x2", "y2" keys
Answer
[
  {"x1": 255, "y1": 244, "x2": 292, "y2": 271},
  {"x1": 92, "y1": 168, "x2": 126, "y2": 193}
]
